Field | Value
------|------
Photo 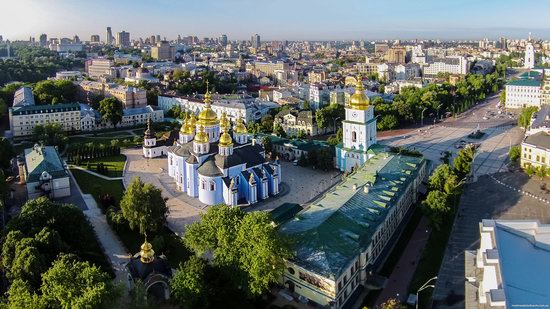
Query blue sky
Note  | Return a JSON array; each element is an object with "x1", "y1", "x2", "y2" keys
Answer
[{"x1": 2, "y1": 0, "x2": 550, "y2": 41}]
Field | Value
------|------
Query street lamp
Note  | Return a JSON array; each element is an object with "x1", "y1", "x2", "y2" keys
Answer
[
  {"x1": 421, "y1": 107, "x2": 428, "y2": 127},
  {"x1": 416, "y1": 276, "x2": 437, "y2": 309}
]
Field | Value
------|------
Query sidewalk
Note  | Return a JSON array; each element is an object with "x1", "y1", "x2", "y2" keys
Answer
[
  {"x1": 68, "y1": 169, "x2": 131, "y2": 292},
  {"x1": 375, "y1": 217, "x2": 431, "y2": 306}
]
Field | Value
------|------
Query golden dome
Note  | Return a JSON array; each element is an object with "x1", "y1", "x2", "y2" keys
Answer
[
  {"x1": 194, "y1": 125, "x2": 209, "y2": 144},
  {"x1": 220, "y1": 112, "x2": 230, "y2": 130},
  {"x1": 189, "y1": 113, "x2": 197, "y2": 127},
  {"x1": 140, "y1": 239, "x2": 155, "y2": 263},
  {"x1": 197, "y1": 82, "x2": 219, "y2": 127},
  {"x1": 180, "y1": 115, "x2": 191, "y2": 134},
  {"x1": 219, "y1": 127, "x2": 233, "y2": 147},
  {"x1": 234, "y1": 117, "x2": 248, "y2": 134},
  {"x1": 349, "y1": 75, "x2": 370, "y2": 110}
]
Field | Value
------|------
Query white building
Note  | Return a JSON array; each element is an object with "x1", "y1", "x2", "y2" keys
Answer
[
  {"x1": 335, "y1": 77, "x2": 377, "y2": 172},
  {"x1": 19, "y1": 145, "x2": 71, "y2": 199},
  {"x1": 9, "y1": 87, "x2": 81, "y2": 137},
  {"x1": 158, "y1": 88, "x2": 282, "y2": 206},
  {"x1": 423, "y1": 56, "x2": 469, "y2": 77},
  {"x1": 157, "y1": 94, "x2": 278, "y2": 124},
  {"x1": 524, "y1": 42, "x2": 535, "y2": 69},
  {"x1": 394, "y1": 63, "x2": 421, "y2": 81},
  {"x1": 466, "y1": 220, "x2": 550, "y2": 308},
  {"x1": 86, "y1": 58, "x2": 115, "y2": 78},
  {"x1": 54, "y1": 71, "x2": 82, "y2": 81},
  {"x1": 504, "y1": 76, "x2": 542, "y2": 109}
]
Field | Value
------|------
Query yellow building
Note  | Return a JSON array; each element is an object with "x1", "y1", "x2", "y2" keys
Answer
[{"x1": 521, "y1": 132, "x2": 550, "y2": 168}]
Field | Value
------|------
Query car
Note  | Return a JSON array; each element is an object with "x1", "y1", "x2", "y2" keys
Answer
[
  {"x1": 455, "y1": 144, "x2": 464, "y2": 149},
  {"x1": 293, "y1": 159, "x2": 299, "y2": 166},
  {"x1": 483, "y1": 117, "x2": 489, "y2": 120}
]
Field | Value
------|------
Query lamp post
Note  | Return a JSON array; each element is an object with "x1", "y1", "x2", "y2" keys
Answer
[
  {"x1": 416, "y1": 276, "x2": 437, "y2": 309},
  {"x1": 421, "y1": 107, "x2": 428, "y2": 127}
]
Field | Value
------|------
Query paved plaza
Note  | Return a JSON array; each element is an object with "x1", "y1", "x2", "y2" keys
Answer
[
  {"x1": 122, "y1": 148, "x2": 341, "y2": 234},
  {"x1": 431, "y1": 171, "x2": 550, "y2": 308}
]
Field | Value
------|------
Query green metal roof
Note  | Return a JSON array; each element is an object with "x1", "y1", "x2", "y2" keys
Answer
[
  {"x1": 255, "y1": 133, "x2": 331, "y2": 152},
  {"x1": 506, "y1": 79, "x2": 541, "y2": 87},
  {"x1": 11, "y1": 103, "x2": 81, "y2": 115},
  {"x1": 280, "y1": 152, "x2": 425, "y2": 279},
  {"x1": 24, "y1": 146, "x2": 68, "y2": 183},
  {"x1": 518, "y1": 71, "x2": 541, "y2": 79}
]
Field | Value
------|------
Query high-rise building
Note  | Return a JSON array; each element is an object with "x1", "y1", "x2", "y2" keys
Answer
[
  {"x1": 156, "y1": 35, "x2": 161, "y2": 43},
  {"x1": 91, "y1": 35, "x2": 100, "y2": 43},
  {"x1": 116, "y1": 31, "x2": 130, "y2": 47},
  {"x1": 106, "y1": 27, "x2": 113, "y2": 45},
  {"x1": 251, "y1": 34, "x2": 260, "y2": 49},
  {"x1": 39, "y1": 34, "x2": 47, "y2": 47},
  {"x1": 499, "y1": 37, "x2": 508, "y2": 50},
  {"x1": 73, "y1": 35, "x2": 80, "y2": 43},
  {"x1": 386, "y1": 46, "x2": 406, "y2": 64},
  {"x1": 150, "y1": 35, "x2": 156, "y2": 45},
  {"x1": 220, "y1": 34, "x2": 228, "y2": 46},
  {"x1": 151, "y1": 41, "x2": 175, "y2": 61}
]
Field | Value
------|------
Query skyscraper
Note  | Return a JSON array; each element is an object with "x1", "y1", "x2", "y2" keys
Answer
[
  {"x1": 251, "y1": 34, "x2": 260, "y2": 49},
  {"x1": 116, "y1": 31, "x2": 130, "y2": 47},
  {"x1": 91, "y1": 35, "x2": 100, "y2": 43},
  {"x1": 39, "y1": 34, "x2": 47, "y2": 47},
  {"x1": 220, "y1": 34, "x2": 228, "y2": 46},
  {"x1": 106, "y1": 27, "x2": 113, "y2": 45},
  {"x1": 500, "y1": 37, "x2": 508, "y2": 50}
]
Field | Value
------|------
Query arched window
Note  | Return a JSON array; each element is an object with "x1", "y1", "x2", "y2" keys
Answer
[
  {"x1": 352, "y1": 131, "x2": 357, "y2": 142},
  {"x1": 210, "y1": 182, "x2": 215, "y2": 191},
  {"x1": 201, "y1": 180, "x2": 206, "y2": 190}
]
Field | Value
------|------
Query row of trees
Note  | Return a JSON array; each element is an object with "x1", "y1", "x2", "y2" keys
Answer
[
  {"x1": 67, "y1": 144, "x2": 121, "y2": 165},
  {"x1": 2, "y1": 197, "x2": 118, "y2": 308},
  {"x1": 422, "y1": 145, "x2": 476, "y2": 229},
  {"x1": 167, "y1": 70, "x2": 239, "y2": 96},
  {"x1": 170, "y1": 205, "x2": 291, "y2": 308},
  {"x1": 374, "y1": 70, "x2": 504, "y2": 131}
]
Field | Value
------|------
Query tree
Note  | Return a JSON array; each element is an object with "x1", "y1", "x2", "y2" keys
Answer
[
  {"x1": 260, "y1": 115, "x2": 274, "y2": 133},
  {"x1": 120, "y1": 177, "x2": 168, "y2": 235},
  {"x1": 183, "y1": 205, "x2": 291, "y2": 297},
  {"x1": 525, "y1": 165, "x2": 536, "y2": 177},
  {"x1": 40, "y1": 254, "x2": 120, "y2": 309},
  {"x1": 273, "y1": 123, "x2": 286, "y2": 137},
  {"x1": 428, "y1": 164, "x2": 455, "y2": 192},
  {"x1": 315, "y1": 108, "x2": 329, "y2": 129},
  {"x1": 453, "y1": 146, "x2": 476, "y2": 178},
  {"x1": 508, "y1": 145, "x2": 521, "y2": 162},
  {"x1": 0, "y1": 97, "x2": 6, "y2": 118},
  {"x1": 0, "y1": 137, "x2": 15, "y2": 172},
  {"x1": 499, "y1": 90, "x2": 506, "y2": 104},
  {"x1": 421, "y1": 190, "x2": 451, "y2": 230},
  {"x1": 5, "y1": 279, "x2": 45, "y2": 309},
  {"x1": 98, "y1": 97, "x2": 123, "y2": 128},
  {"x1": 327, "y1": 127, "x2": 343, "y2": 146},
  {"x1": 377, "y1": 114, "x2": 398, "y2": 130},
  {"x1": 377, "y1": 298, "x2": 407, "y2": 309},
  {"x1": 32, "y1": 123, "x2": 68, "y2": 148},
  {"x1": 302, "y1": 100, "x2": 310, "y2": 110},
  {"x1": 33, "y1": 80, "x2": 77, "y2": 105},
  {"x1": 536, "y1": 165, "x2": 548, "y2": 182},
  {"x1": 170, "y1": 256, "x2": 209, "y2": 308},
  {"x1": 517, "y1": 106, "x2": 538, "y2": 129}
]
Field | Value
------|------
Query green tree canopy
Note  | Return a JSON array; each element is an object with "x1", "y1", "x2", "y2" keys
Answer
[
  {"x1": 0, "y1": 137, "x2": 15, "y2": 172},
  {"x1": 428, "y1": 164, "x2": 455, "y2": 191},
  {"x1": 120, "y1": 177, "x2": 168, "y2": 235},
  {"x1": 421, "y1": 190, "x2": 451, "y2": 230},
  {"x1": 509, "y1": 145, "x2": 521, "y2": 162},
  {"x1": 170, "y1": 255, "x2": 209, "y2": 308},
  {"x1": 98, "y1": 97, "x2": 123, "y2": 128},
  {"x1": 183, "y1": 205, "x2": 291, "y2": 297}
]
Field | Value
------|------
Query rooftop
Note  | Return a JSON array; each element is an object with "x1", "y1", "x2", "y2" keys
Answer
[
  {"x1": 23, "y1": 145, "x2": 67, "y2": 183},
  {"x1": 279, "y1": 152, "x2": 425, "y2": 279},
  {"x1": 506, "y1": 79, "x2": 542, "y2": 87},
  {"x1": 523, "y1": 131, "x2": 550, "y2": 150}
]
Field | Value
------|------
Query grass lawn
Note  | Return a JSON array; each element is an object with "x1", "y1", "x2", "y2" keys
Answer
[
  {"x1": 70, "y1": 168, "x2": 125, "y2": 208},
  {"x1": 407, "y1": 213, "x2": 454, "y2": 309},
  {"x1": 78, "y1": 154, "x2": 126, "y2": 177}
]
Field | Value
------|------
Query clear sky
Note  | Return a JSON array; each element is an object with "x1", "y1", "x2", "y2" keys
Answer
[{"x1": 2, "y1": 0, "x2": 550, "y2": 41}]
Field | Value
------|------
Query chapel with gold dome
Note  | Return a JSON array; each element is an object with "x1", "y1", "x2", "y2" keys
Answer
[
  {"x1": 147, "y1": 83, "x2": 283, "y2": 206},
  {"x1": 335, "y1": 75, "x2": 378, "y2": 172}
]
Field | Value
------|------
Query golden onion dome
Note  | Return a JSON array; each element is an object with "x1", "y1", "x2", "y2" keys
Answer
[
  {"x1": 140, "y1": 239, "x2": 155, "y2": 263},
  {"x1": 220, "y1": 112, "x2": 230, "y2": 130},
  {"x1": 234, "y1": 117, "x2": 248, "y2": 134},
  {"x1": 197, "y1": 82, "x2": 219, "y2": 127},
  {"x1": 219, "y1": 127, "x2": 233, "y2": 147},
  {"x1": 349, "y1": 75, "x2": 370, "y2": 110},
  {"x1": 189, "y1": 113, "x2": 197, "y2": 127},
  {"x1": 179, "y1": 115, "x2": 189, "y2": 133},
  {"x1": 194, "y1": 125, "x2": 209, "y2": 144}
]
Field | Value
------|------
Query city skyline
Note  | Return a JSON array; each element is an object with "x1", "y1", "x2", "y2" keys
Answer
[{"x1": 2, "y1": 0, "x2": 550, "y2": 41}]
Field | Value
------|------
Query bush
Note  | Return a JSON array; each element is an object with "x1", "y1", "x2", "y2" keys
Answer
[
  {"x1": 151, "y1": 235, "x2": 166, "y2": 253},
  {"x1": 106, "y1": 207, "x2": 127, "y2": 230},
  {"x1": 99, "y1": 194, "x2": 116, "y2": 209},
  {"x1": 509, "y1": 145, "x2": 521, "y2": 162}
]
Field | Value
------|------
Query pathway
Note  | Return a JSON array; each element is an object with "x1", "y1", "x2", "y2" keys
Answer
[
  {"x1": 69, "y1": 165, "x2": 124, "y2": 180},
  {"x1": 68, "y1": 168, "x2": 131, "y2": 292},
  {"x1": 375, "y1": 217, "x2": 431, "y2": 306}
]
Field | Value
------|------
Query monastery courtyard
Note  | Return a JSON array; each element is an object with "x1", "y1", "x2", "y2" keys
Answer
[{"x1": 123, "y1": 148, "x2": 340, "y2": 235}]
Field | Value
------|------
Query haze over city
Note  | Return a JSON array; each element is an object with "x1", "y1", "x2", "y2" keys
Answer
[{"x1": 2, "y1": 0, "x2": 550, "y2": 40}]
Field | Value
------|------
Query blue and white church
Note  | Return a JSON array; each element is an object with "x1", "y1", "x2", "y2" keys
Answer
[
  {"x1": 335, "y1": 76, "x2": 378, "y2": 172},
  {"x1": 165, "y1": 85, "x2": 282, "y2": 206}
]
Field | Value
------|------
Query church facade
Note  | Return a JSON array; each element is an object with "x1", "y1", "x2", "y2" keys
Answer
[
  {"x1": 335, "y1": 76, "x2": 377, "y2": 172},
  {"x1": 144, "y1": 85, "x2": 281, "y2": 206}
]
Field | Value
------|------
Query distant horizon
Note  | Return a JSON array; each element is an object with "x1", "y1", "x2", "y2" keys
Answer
[{"x1": 2, "y1": 0, "x2": 550, "y2": 42}]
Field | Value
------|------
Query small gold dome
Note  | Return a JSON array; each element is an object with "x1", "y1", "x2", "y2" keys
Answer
[
  {"x1": 189, "y1": 114, "x2": 197, "y2": 127},
  {"x1": 220, "y1": 112, "x2": 230, "y2": 130},
  {"x1": 180, "y1": 115, "x2": 190, "y2": 134},
  {"x1": 234, "y1": 117, "x2": 248, "y2": 134},
  {"x1": 197, "y1": 82, "x2": 219, "y2": 127},
  {"x1": 349, "y1": 75, "x2": 369, "y2": 110},
  {"x1": 194, "y1": 125, "x2": 209, "y2": 144},
  {"x1": 140, "y1": 239, "x2": 155, "y2": 264},
  {"x1": 219, "y1": 127, "x2": 233, "y2": 147}
]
